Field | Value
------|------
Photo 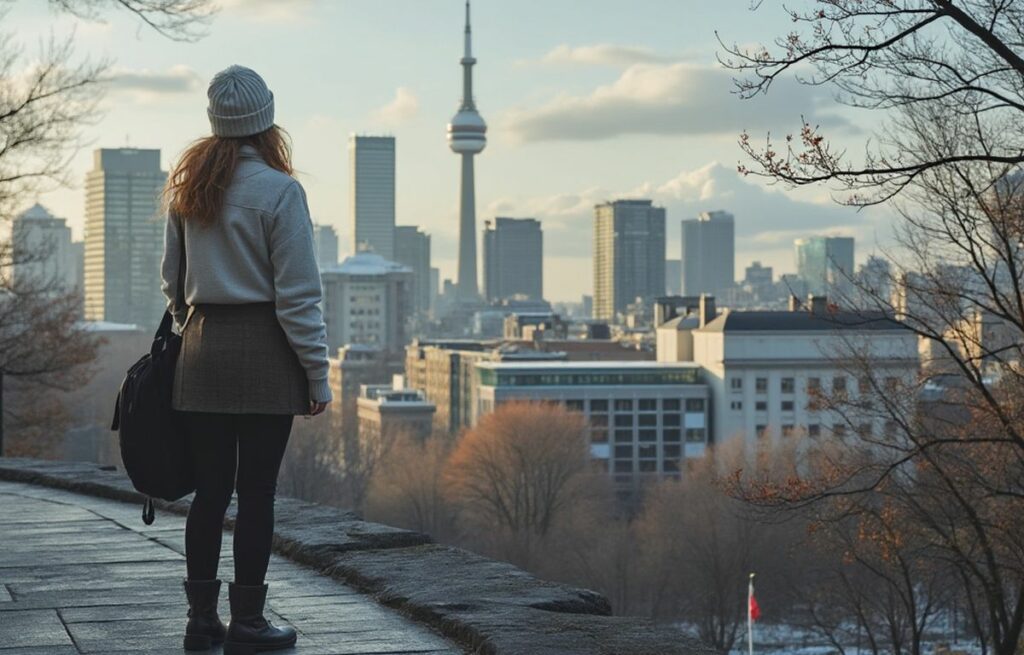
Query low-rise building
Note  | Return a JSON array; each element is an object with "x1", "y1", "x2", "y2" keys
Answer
[
  {"x1": 328, "y1": 345, "x2": 404, "y2": 437},
  {"x1": 690, "y1": 296, "x2": 919, "y2": 446},
  {"x1": 476, "y1": 361, "x2": 710, "y2": 490},
  {"x1": 405, "y1": 339, "x2": 566, "y2": 434},
  {"x1": 356, "y1": 383, "x2": 436, "y2": 446}
]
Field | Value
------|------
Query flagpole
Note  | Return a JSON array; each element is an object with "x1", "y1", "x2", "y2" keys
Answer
[{"x1": 748, "y1": 573, "x2": 755, "y2": 655}]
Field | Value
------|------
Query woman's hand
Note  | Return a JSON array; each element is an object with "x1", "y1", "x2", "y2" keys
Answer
[{"x1": 309, "y1": 400, "x2": 328, "y2": 416}]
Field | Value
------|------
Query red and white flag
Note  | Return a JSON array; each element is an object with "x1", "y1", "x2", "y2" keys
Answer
[{"x1": 748, "y1": 576, "x2": 761, "y2": 622}]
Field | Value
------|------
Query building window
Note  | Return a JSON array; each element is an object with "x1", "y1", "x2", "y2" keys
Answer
[
  {"x1": 664, "y1": 429, "x2": 681, "y2": 443},
  {"x1": 614, "y1": 415, "x2": 634, "y2": 427},
  {"x1": 833, "y1": 376, "x2": 847, "y2": 393},
  {"x1": 664, "y1": 444, "x2": 681, "y2": 459},
  {"x1": 663, "y1": 413, "x2": 681, "y2": 426},
  {"x1": 638, "y1": 398, "x2": 658, "y2": 411},
  {"x1": 808, "y1": 424, "x2": 821, "y2": 437},
  {"x1": 638, "y1": 414, "x2": 657, "y2": 427},
  {"x1": 755, "y1": 378, "x2": 768, "y2": 393},
  {"x1": 857, "y1": 423, "x2": 872, "y2": 438},
  {"x1": 730, "y1": 400, "x2": 743, "y2": 411},
  {"x1": 808, "y1": 377, "x2": 821, "y2": 392},
  {"x1": 614, "y1": 429, "x2": 633, "y2": 443},
  {"x1": 685, "y1": 428, "x2": 706, "y2": 443},
  {"x1": 590, "y1": 429, "x2": 608, "y2": 444},
  {"x1": 755, "y1": 425, "x2": 767, "y2": 439},
  {"x1": 781, "y1": 400, "x2": 795, "y2": 412},
  {"x1": 590, "y1": 399, "x2": 608, "y2": 412},
  {"x1": 833, "y1": 424, "x2": 847, "y2": 438},
  {"x1": 755, "y1": 401, "x2": 767, "y2": 412},
  {"x1": 782, "y1": 424, "x2": 795, "y2": 437},
  {"x1": 613, "y1": 461, "x2": 633, "y2": 473},
  {"x1": 638, "y1": 429, "x2": 657, "y2": 442},
  {"x1": 589, "y1": 414, "x2": 608, "y2": 427},
  {"x1": 858, "y1": 377, "x2": 872, "y2": 394},
  {"x1": 638, "y1": 461, "x2": 657, "y2": 473},
  {"x1": 614, "y1": 399, "x2": 633, "y2": 411},
  {"x1": 638, "y1": 444, "x2": 657, "y2": 459},
  {"x1": 730, "y1": 377, "x2": 743, "y2": 391},
  {"x1": 884, "y1": 377, "x2": 899, "y2": 392},
  {"x1": 614, "y1": 445, "x2": 633, "y2": 458},
  {"x1": 663, "y1": 460, "x2": 680, "y2": 472},
  {"x1": 781, "y1": 377, "x2": 795, "y2": 393},
  {"x1": 663, "y1": 398, "x2": 681, "y2": 411},
  {"x1": 565, "y1": 399, "x2": 584, "y2": 412},
  {"x1": 685, "y1": 398, "x2": 705, "y2": 412}
]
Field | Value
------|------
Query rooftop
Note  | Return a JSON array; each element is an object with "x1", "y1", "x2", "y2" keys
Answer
[
  {"x1": 478, "y1": 360, "x2": 701, "y2": 371},
  {"x1": 16, "y1": 203, "x2": 56, "y2": 221},
  {"x1": 324, "y1": 252, "x2": 412, "y2": 276},
  {"x1": 697, "y1": 309, "x2": 908, "y2": 333}
]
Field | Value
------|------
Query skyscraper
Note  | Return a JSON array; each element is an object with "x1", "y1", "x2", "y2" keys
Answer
[
  {"x1": 593, "y1": 200, "x2": 666, "y2": 321},
  {"x1": 681, "y1": 210, "x2": 735, "y2": 297},
  {"x1": 83, "y1": 148, "x2": 166, "y2": 327},
  {"x1": 314, "y1": 224, "x2": 339, "y2": 268},
  {"x1": 483, "y1": 217, "x2": 543, "y2": 302},
  {"x1": 349, "y1": 135, "x2": 396, "y2": 259},
  {"x1": 394, "y1": 226, "x2": 431, "y2": 316},
  {"x1": 665, "y1": 259, "x2": 682, "y2": 296},
  {"x1": 447, "y1": 1, "x2": 486, "y2": 301},
  {"x1": 12, "y1": 203, "x2": 76, "y2": 294},
  {"x1": 795, "y1": 236, "x2": 855, "y2": 296}
]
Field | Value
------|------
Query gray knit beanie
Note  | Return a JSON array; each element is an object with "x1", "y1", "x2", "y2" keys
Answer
[{"x1": 207, "y1": 65, "x2": 275, "y2": 138}]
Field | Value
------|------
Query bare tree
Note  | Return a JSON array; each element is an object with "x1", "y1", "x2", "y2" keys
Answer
[
  {"x1": 720, "y1": 1, "x2": 1024, "y2": 205},
  {"x1": 720, "y1": 4, "x2": 1024, "y2": 654},
  {"x1": 0, "y1": 0, "x2": 211, "y2": 455},
  {"x1": 364, "y1": 431, "x2": 457, "y2": 541},
  {"x1": 443, "y1": 402, "x2": 595, "y2": 568}
]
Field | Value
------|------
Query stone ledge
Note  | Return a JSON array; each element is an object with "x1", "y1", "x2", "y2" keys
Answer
[{"x1": 0, "y1": 458, "x2": 714, "y2": 655}]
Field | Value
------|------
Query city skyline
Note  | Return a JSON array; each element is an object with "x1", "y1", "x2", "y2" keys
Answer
[{"x1": 11, "y1": 0, "x2": 883, "y2": 302}]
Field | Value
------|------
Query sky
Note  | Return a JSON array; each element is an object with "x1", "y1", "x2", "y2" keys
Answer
[{"x1": 9, "y1": 0, "x2": 893, "y2": 302}]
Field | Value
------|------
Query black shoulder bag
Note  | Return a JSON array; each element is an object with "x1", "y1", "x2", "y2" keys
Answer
[{"x1": 110, "y1": 218, "x2": 194, "y2": 523}]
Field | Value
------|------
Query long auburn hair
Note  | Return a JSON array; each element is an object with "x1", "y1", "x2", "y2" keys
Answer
[{"x1": 165, "y1": 125, "x2": 293, "y2": 225}]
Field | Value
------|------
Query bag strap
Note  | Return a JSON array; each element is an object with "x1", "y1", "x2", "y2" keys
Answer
[
  {"x1": 175, "y1": 215, "x2": 187, "y2": 326},
  {"x1": 154, "y1": 216, "x2": 188, "y2": 344}
]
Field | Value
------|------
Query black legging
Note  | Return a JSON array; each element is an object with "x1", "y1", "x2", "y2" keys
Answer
[{"x1": 182, "y1": 412, "x2": 292, "y2": 585}]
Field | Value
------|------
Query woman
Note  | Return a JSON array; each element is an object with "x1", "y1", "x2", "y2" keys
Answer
[{"x1": 161, "y1": 65, "x2": 332, "y2": 654}]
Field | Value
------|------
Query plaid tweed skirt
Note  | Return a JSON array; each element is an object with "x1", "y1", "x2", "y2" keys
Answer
[{"x1": 172, "y1": 303, "x2": 309, "y2": 415}]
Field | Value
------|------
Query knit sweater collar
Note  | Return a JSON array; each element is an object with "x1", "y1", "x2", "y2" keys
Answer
[{"x1": 239, "y1": 144, "x2": 262, "y2": 160}]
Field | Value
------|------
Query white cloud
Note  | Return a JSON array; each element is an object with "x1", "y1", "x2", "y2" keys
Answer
[
  {"x1": 216, "y1": 0, "x2": 314, "y2": 23},
  {"x1": 106, "y1": 65, "x2": 203, "y2": 103},
  {"x1": 371, "y1": 87, "x2": 419, "y2": 125},
  {"x1": 528, "y1": 44, "x2": 679, "y2": 68},
  {"x1": 486, "y1": 162, "x2": 878, "y2": 265},
  {"x1": 504, "y1": 62, "x2": 856, "y2": 143}
]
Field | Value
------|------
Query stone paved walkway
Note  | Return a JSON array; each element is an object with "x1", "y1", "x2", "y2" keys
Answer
[{"x1": 0, "y1": 481, "x2": 462, "y2": 655}]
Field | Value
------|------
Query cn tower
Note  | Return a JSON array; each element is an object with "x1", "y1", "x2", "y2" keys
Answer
[{"x1": 447, "y1": 0, "x2": 486, "y2": 301}]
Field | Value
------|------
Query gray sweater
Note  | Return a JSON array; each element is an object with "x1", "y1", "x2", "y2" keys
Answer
[{"x1": 160, "y1": 146, "x2": 332, "y2": 403}]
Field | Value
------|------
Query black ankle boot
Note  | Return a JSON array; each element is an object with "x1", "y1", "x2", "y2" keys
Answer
[
  {"x1": 183, "y1": 579, "x2": 227, "y2": 650},
  {"x1": 224, "y1": 582, "x2": 297, "y2": 654}
]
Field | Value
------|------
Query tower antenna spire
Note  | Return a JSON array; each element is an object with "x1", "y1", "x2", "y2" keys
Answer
[{"x1": 464, "y1": 1, "x2": 472, "y2": 60}]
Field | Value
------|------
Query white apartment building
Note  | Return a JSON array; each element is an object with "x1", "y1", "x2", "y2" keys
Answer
[
  {"x1": 320, "y1": 252, "x2": 413, "y2": 354},
  {"x1": 476, "y1": 361, "x2": 709, "y2": 488},
  {"x1": 686, "y1": 297, "x2": 919, "y2": 446}
]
